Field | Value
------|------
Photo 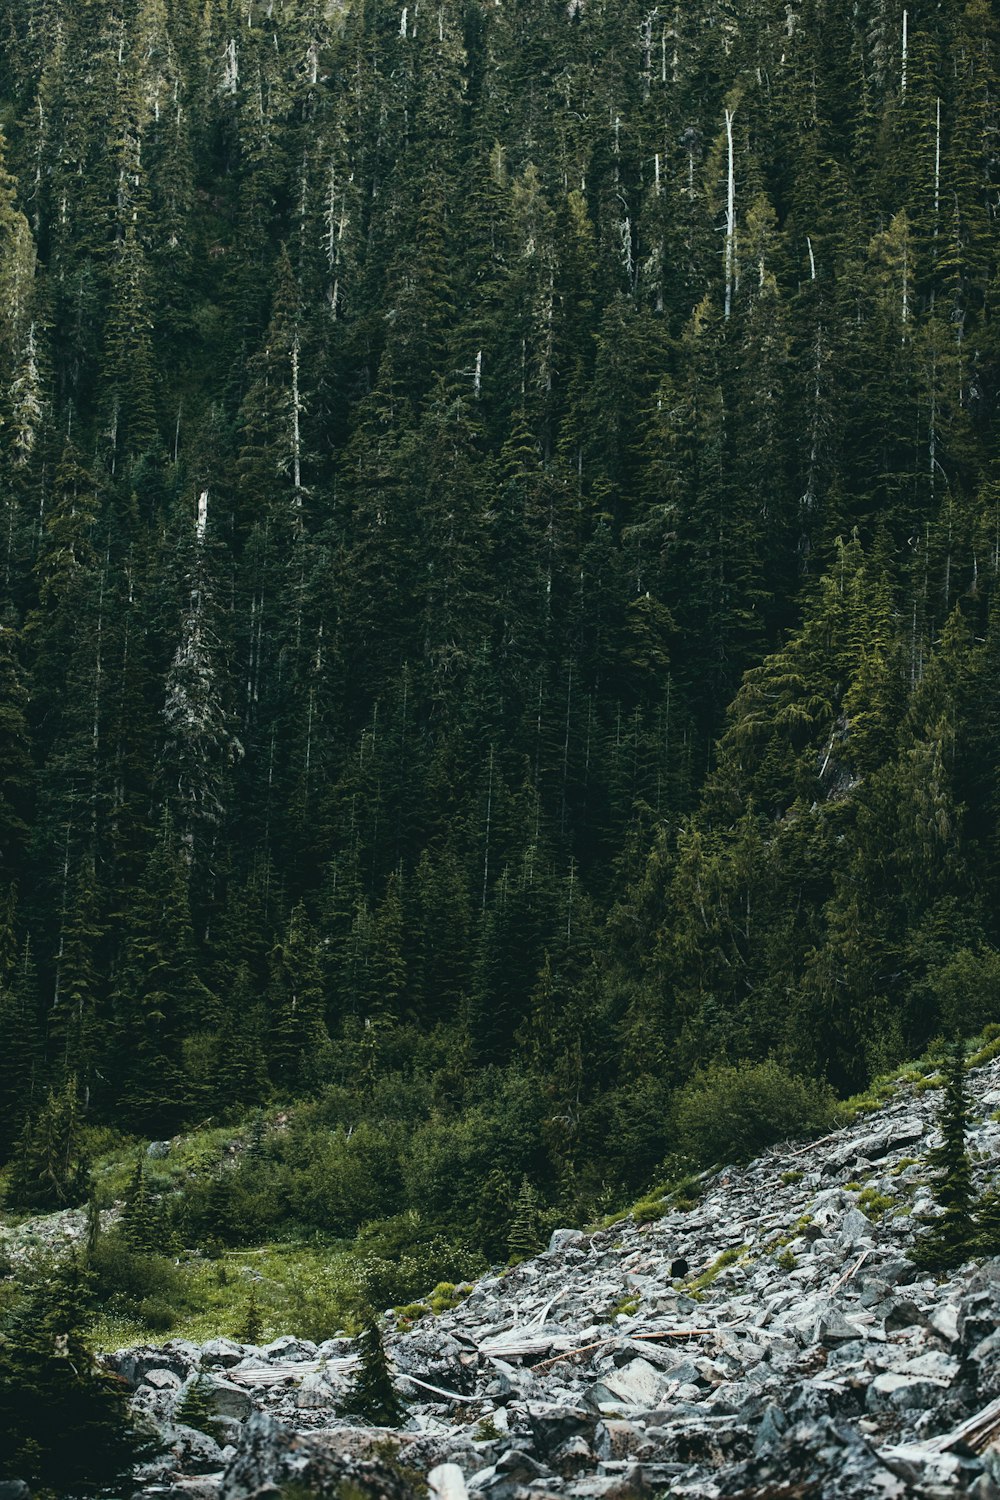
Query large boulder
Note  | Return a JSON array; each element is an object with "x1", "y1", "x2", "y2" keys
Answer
[{"x1": 220, "y1": 1413, "x2": 420, "y2": 1500}]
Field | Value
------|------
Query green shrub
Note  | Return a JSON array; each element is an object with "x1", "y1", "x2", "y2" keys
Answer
[
  {"x1": 857, "y1": 1187, "x2": 894, "y2": 1221},
  {"x1": 175, "y1": 1375, "x2": 224, "y2": 1441},
  {"x1": 673, "y1": 1059, "x2": 836, "y2": 1167},
  {"x1": 0, "y1": 1257, "x2": 147, "y2": 1493},
  {"x1": 88, "y1": 1233, "x2": 188, "y2": 1331}
]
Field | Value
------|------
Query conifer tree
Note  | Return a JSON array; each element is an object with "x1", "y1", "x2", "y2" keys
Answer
[
  {"x1": 912, "y1": 1040, "x2": 975, "y2": 1270},
  {"x1": 507, "y1": 1175, "x2": 543, "y2": 1259},
  {"x1": 0, "y1": 1256, "x2": 145, "y2": 1494},
  {"x1": 344, "y1": 1306, "x2": 402, "y2": 1427},
  {"x1": 6, "y1": 1076, "x2": 89, "y2": 1210},
  {"x1": 121, "y1": 1158, "x2": 162, "y2": 1255}
]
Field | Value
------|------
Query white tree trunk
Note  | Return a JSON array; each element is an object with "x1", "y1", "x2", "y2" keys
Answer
[{"x1": 724, "y1": 107, "x2": 737, "y2": 319}]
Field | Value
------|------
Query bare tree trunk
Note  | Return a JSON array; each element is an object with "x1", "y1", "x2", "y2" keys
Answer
[{"x1": 724, "y1": 107, "x2": 737, "y2": 319}]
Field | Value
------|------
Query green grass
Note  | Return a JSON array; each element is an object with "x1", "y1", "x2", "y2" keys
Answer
[
  {"x1": 88, "y1": 1121, "x2": 255, "y2": 1208},
  {"x1": 857, "y1": 1187, "x2": 894, "y2": 1221},
  {"x1": 603, "y1": 1172, "x2": 703, "y2": 1228},
  {"x1": 685, "y1": 1245, "x2": 748, "y2": 1295},
  {"x1": 89, "y1": 1241, "x2": 360, "y2": 1351}
]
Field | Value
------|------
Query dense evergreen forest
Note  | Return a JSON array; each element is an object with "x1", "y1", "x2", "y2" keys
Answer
[{"x1": 0, "y1": 0, "x2": 998, "y2": 1254}]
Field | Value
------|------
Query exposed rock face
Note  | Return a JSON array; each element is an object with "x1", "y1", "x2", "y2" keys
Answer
[{"x1": 119, "y1": 1057, "x2": 1000, "y2": 1500}]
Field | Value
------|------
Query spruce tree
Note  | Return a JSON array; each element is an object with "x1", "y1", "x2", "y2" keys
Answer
[
  {"x1": 344, "y1": 1306, "x2": 402, "y2": 1427},
  {"x1": 120, "y1": 1158, "x2": 162, "y2": 1255},
  {"x1": 912, "y1": 1040, "x2": 975, "y2": 1270},
  {"x1": 0, "y1": 1256, "x2": 145, "y2": 1494},
  {"x1": 507, "y1": 1175, "x2": 543, "y2": 1260},
  {"x1": 6, "y1": 1077, "x2": 89, "y2": 1210}
]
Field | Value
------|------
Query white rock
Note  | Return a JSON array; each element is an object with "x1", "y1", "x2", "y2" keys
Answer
[{"x1": 429, "y1": 1463, "x2": 469, "y2": 1500}]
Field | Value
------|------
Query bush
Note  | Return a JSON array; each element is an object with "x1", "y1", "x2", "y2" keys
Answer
[
  {"x1": 88, "y1": 1233, "x2": 188, "y2": 1331},
  {"x1": 0, "y1": 1257, "x2": 147, "y2": 1493},
  {"x1": 673, "y1": 1058, "x2": 836, "y2": 1167}
]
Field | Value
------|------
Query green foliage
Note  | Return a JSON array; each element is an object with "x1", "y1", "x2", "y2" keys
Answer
[
  {"x1": 911, "y1": 1041, "x2": 976, "y2": 1270},
  {"x1": 5, "y1": 1077, "x2": 90, "y2": 1209},
  {"x1": 0, "y1": 1257, "x2": 147, "y2": 1493},
  {"x1": 121, "y1": 1159, "x2": 166, "y2": 1255},
  {"x1": 87, "y1": 1233, "x2": 189, "y2": 1333},
  {"x1": 0, "y1": 0, "x2": 999, "y2": 1352},
  {"x1": 175, "y1": 1375, "x2": 224, "y2": 1442},
  {"x1": 687, "y1": 1246, "x2": 748, "y2": 1293},
  {"x1": 343, "y1": 1308, "x2": 403, "y2": 1427},
  {"x1": 241, "y1": 1281, "x2": 264, "y2": 1345},
  {"x1": 507, "y1": 1177, "x2": 543, "y2": 1260},
  {"x1": 856, "y1": 1188, "x2": 894, "y2": 1221},
  {"x1": 673, "y1": 1060, "x2": 837, "y2": 1167}
]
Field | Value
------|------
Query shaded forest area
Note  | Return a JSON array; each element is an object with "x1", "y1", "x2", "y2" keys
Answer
[{"x1": 0, "y1": 0, "x2": 999, "y2": 1247}]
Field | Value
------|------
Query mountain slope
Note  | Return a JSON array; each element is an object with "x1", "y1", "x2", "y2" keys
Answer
[{"x1": 113, "y1": 1052, "x2": 1000, "y2": 1499}]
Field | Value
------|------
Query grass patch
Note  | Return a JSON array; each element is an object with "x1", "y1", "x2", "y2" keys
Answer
[
  {"x1": 857, "y1": 1187, "x2": 894, "y2": 1221},
  {"x1": 686, "y1": 1245, "x2": 748, "y2": 1295},
  {"x1": 428, "y1": 1281, "x2": 466, "y2": 1314},
  {"x1": 86, "y1": 1241, "x2": 360, "y2": 1350},
  {"x1": 604, "y1": 1173, "x2": 702, "y2": 1229}
]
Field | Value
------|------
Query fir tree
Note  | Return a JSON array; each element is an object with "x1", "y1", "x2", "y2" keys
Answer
[
  {"x1": 6, "y1": 1076, "x2": 89, "y2": 1210},
  {"x1": 507, "y1": 1175, "x2": 543, "y2": 1260},
  {"x1": 120, "y1": 1158, "x2": 162, "y2": 1255},
  {"x1": 912, "y1": 1040, "x2": 975, "y2": 1270},
  {"x1": 343, "y1": 1306, "x2": 403, "y2": 1427},
  {"x1": 0, "y1": 1256, "x2": 145, "y2": 1494}
]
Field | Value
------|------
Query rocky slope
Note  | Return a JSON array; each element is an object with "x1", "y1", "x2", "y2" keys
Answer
[{"x1": 114, "y1": 1059, "x2": 1000, "y2": 1500}]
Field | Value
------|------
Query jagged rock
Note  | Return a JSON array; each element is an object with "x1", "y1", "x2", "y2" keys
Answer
[
  {"x1": 867, "y1": 1371, "x2": 949, "y2": 1413},
  {"x1": 110, "y1": 1056, "x2": 1000, "y2": 1500},
  {"x1": 200, "y1": 1339, "x2": 246, "y2": 1370},
  {"x1": 108, "y1": 1345, "x2": 197, "y2": 1389},
  {"x1": 428, "y1": 1463, "x2": 469, "y2": 1500},
  {"x1": 154, "y1": 1480, "x2": 222, "y2": 1500},
  {"x1": 882, "y1": 1297, "x2": 925, "y2": 1331},
  {"x1": 838, "y1": 1206, "x2": 873, "y2": 1247},
  {"x1": 203, "y1": 1378, "x2": 254, "y2": 1422},
  {"x1": 392, "y1": 1326, "x2": 477, "y2": 1394},
  {"x1": 593, "y1": 1421, "x2": 644, "y2": 1461},
  {"x1": 591, "y1": 1358, "x2": 669, "y2": 1409},
  {"x1": 549, "y1": 1230, "x2": 586, "y2": 1254},
  {"x1": 168, "y1": 1422, "x2": 228, "y2": 1474},
  {"x1": 0, "y1": 1482, "x2": 32, "y2": 1500},
  {"x1": 219, "y1": 1413, "x2": 419, "y2": 1500},
  {"x1": 295, "y1": 1369, "x2": 336, "y2": 1409},
  {"x1": 263, "y1": 1336, "x2": 317, "y2": 1363}
]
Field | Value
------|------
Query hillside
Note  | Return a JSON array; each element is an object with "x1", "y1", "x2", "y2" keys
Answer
[
  {"x1": 89, "y1": 1053, "x2": 1000, "y2": 1499},
  {"x1": 0, "y1": 0, "x2": 998, "y2": 1221},
  {"x1": 1, "y1": 0, "x2": 1000, "y2": 1490}
]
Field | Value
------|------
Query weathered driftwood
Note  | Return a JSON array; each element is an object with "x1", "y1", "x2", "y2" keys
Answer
[
  {"x1": 396, "y1": 1372, "x2": 480, "y2": 1403},
  {"x1": 228, "y1": 1357, "x2": 352, "y2": 1386},
  {"x1": 228, "y1": 1357, "x2": 477, "y2": 1407},
  {"x1": 926, "y1": 1392, "x2": 1000, "y2": 1454},
  {"x1": 490, "y1": 1326, "x2": 723, "y2": 1372},
  {"x1": 828, "y1": 1247, "x2": 871, "y2": 1294}
]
